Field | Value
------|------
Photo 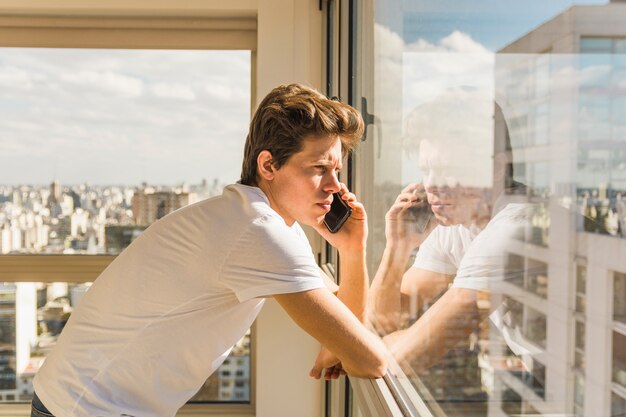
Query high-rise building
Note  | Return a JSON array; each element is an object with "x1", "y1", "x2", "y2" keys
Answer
[
  {"x1": 131, "y1": 189, "x2": 190, "y2": 226},
  {"x1": 48, "y1": 180, "x2": 60, "y2": 207},
  {"x1": 492, "y1": 3, "x2": 626, "y2": 417},
  {"x1": 104, "y1": 225, "x2": 147, "y2": 255}
]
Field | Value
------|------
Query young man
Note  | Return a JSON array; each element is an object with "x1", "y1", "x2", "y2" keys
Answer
[{"x1": 32, "y1": 84, "x2": 387, "y2": 417}]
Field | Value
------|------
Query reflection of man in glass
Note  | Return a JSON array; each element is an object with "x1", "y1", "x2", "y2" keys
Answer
[{"x1": 369, "y1": 93, "x2": 528, "y2": 384}]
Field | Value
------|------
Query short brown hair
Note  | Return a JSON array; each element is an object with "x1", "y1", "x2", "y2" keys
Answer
[{"x1": 240, "y1": 83, "x2": 364, "y2": 186}]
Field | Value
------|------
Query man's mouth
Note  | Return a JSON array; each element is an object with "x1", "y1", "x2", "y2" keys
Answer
[{"x1": 317, "y1": 201, "x2": 332, "y2": 212}]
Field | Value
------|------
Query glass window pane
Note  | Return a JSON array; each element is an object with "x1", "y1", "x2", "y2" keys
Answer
[
  {"x1": 574, "y1": 372, "x2": 584, "y2": 407},
  {"x1": 505, "y1": 254, "x2": 525, "y2": 287},
  {"x1": 501, "y1": 386, "x2": 522, "y2": 416},
  {"x1": 365, "y1": 2, "x2": 626, "y2": 417},
  {"x1": 576, "y1": 320, "x2": 586, "y2": 351},
  {"x1": 526, "y1": 259, "x2": 548, "y2": 299},
  {"x1": 613, "y1": 392, "x2": 626, "y2": 417},
  {"x1": 0, "y1": 282, "x2": 251, "y2": 404},
  {"x1": 614, "y1": 331, "x2": 626, "y2": 387},
  {"x1": 574, "y1": 349, "x2": 585, "y2": 370},
  {"x1": 0, "y1": 48, "x2": 251, "y2": 255},
  {"x1": 580, "y1": 37, "x2": 613, "y2": 53},
  {"x1": 615, "y1": 273, "x2": 626, "y2": 324},
  {"x1": 528, "y1": 203, "x2": 550, "y2": 247},
  {"x1": 525, "y1": 307, "x2": 547, "y2": 348}
]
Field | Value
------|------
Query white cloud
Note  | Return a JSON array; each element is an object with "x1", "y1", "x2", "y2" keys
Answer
[
  {"x1": 0, "y1": 49, "x2": 251, "y2": 185},
  {"x1": 151, "y1": 82, "x2": 196, "y2": 101},
  {"x1": 204, "y1": 83, "x2": 246, "y2": 102},
  {"x1": 60, "y1": 70, "x2": 144, "y2": 98},
  {"x1": 374, "y1": 23, "x2": 495, "y2": 186},
  {"x1": 438, "y1": 30, "x2": 492, "y2": 54},
  {"x1": 0, "y1": 66, "x2": 39, "y2": 90}
]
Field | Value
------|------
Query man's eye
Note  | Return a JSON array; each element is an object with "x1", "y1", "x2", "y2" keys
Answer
[{"x1": 316, "y1": 166, "x2": 328, "y2": 173}]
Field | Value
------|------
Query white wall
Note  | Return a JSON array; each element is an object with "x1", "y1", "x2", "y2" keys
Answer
[{"x1": 255, "y1": 2, "x2": 324, "y2": 416}]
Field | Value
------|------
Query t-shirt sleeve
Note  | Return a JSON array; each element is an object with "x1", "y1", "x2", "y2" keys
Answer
[
  {"x1": 451, "y1": 204, "x2": 528, "y2": 292},
  {"x1": 412, "y1": 226, "x2": 458, "y2": 275},
  {"x1": 220, "y1": 214, "x2": 325, "y2": 302}
]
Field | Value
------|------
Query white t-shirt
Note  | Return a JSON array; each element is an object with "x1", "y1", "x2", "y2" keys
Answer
[
  {"x1": 413, "y1": 203, "x2": 529, "y2": 291},
  {"x1": 34, "y1": 183, "x2": 325, "y2": 417}
]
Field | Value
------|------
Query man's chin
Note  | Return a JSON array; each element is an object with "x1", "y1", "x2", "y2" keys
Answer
[
  {"x1": 298, "y1": 216, "x2": 325, "y2": 228},
  {"x1": 433, "y1": 214, "x2": 457, "y2": 227}
]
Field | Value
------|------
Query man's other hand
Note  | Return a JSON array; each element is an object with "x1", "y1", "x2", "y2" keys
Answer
[
  {"x1": 310, "y1": 347, "x2": 345, "y2": 380},
  {"x1": 385, "y1": 183, "x2": 436, "y2": 250}
]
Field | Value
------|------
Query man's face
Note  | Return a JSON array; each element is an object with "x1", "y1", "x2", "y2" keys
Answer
[
  {"x1": 267, "y1": 135, "x2": 343, "y2": 227},
  {"x1": 418, "y1": 139, "x2": 485, "y2": 227}
]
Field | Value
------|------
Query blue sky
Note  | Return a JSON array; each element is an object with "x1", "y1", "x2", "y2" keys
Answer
[{"x1": 377, "y1": 0, "x2": 609, "y2": 51}]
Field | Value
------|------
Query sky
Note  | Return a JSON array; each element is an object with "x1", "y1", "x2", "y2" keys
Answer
[
  {"x1": 377, "y1": 0, "x2": 609, "y2": 51},
  {"x1": 372, "y1": 0, "x2": 611, "y2": 186},
  {"x1": 0, "y1": 49, "x2": 250, "y2": 186},
  {"x1": 0, "y1": 1, "x2": 613, "y2": 187}
]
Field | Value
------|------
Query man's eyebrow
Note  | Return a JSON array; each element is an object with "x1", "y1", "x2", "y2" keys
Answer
[{"x1": 312, "y1": 159, "x2": 343, "y2": 170}]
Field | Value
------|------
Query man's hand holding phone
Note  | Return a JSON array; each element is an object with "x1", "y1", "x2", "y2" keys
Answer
[
  {"x1": 314, "y1": 183, "x2": 367, "y2": 253},
  {"x1": 385, "y1": 183, "x2": 436, "y2": 251}
]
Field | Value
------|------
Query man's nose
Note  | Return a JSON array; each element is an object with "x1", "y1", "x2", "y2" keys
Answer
[
  {"x1": 423, "y1": 170, "x2": 439, "y2": 192},
  {"x1": 424, "y1": 170, "x2": 450, "y2": 193},
  {"x1": 323, "y1": 172, "x2": 341, "y2": 194}
]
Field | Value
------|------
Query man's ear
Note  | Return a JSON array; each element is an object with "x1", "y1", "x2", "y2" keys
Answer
[{"x1": 257, "y1": 150, "x2": 275, "y2": 181}]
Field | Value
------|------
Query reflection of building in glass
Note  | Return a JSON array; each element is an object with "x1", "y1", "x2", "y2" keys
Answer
[{"x1": 493, "y1": 3, "x2": 626, "y2": 417}]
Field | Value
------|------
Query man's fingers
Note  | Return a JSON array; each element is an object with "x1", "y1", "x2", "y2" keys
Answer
[
  {"x1": 310, "y1": 364, "x2": 322, "y2": 379},
  {"x1": 395, "y1": 192, "x2": 417, "y2": 205},
  {"x1": 323, "y1": 365, "x2": 343, "y2": 380},
  {"x1": 401, "y1": 183, "x2": 419, "y2": 194},
  {"x1": 341, "y1": 191, "x2": 357, "y2": 203}
]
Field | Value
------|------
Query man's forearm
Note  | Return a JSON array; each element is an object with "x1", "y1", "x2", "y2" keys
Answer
[
  {"x1": 391, "y1": 288, "x2": 478, "y2": 373},
  {"x1": 368, "y1": 244, "x2": 413, "y2": 333},
  {"x1": 337, "y1": 249, "x2": 368, "y2": 322}
]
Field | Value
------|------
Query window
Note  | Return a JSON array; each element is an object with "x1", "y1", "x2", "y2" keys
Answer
[
  {"x1": 0, "y1": 44, "x2": 253, "y2": 407},
  {"x1": 615, "y1": 272, "x2": 626, "y2": 324},
  {"x1": 612, "y1": 331, "x2": 626, "y2": 388},
  {"x1": 613, "y1": 273, "x2": 626, "y2": 405},
  {"x1": 576, "y1": 264, "x2": 587, "y2": 314},
  {"x1": 359, "y1": 2, "x2": 625, "y2": 417}
]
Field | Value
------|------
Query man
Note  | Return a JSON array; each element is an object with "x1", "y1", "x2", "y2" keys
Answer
[{"x1": 32, "y1": 84, "x2": 387, "y2": 417}]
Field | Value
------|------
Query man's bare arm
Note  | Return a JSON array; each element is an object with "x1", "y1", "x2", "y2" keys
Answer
[
  {"x1": 384, "y1": 287, "x2": 478, "y2": 374},
  {"x1": 319, "y1": 266, "x2": 339, "y2": 295},
  {"x1": 399, "y1": 267, "x2": 453, "y2": 321},
  {"x1": 274, "y1": 288, "x2": 387, "y2": 378},
  {"x1": 337, "y1": 249, "x2": 368, "y2": 321},
  {"x1": 368, "y1": 184, "x2": 438, "y2": 334},
  {"x1": 368, "y1": 245, "x2": 413, "y2": 334},
  {"x1": 370, "y1": 262, "x2": 452, "y2": 334}
]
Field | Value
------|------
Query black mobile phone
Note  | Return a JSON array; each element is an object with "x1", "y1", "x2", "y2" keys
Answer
[
  {"x1": 323, "y1": 192, "x2": 352, "y2": 233},
  {"x1": 408, "y1": 194, "x2": 432, "y2": 233}
]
